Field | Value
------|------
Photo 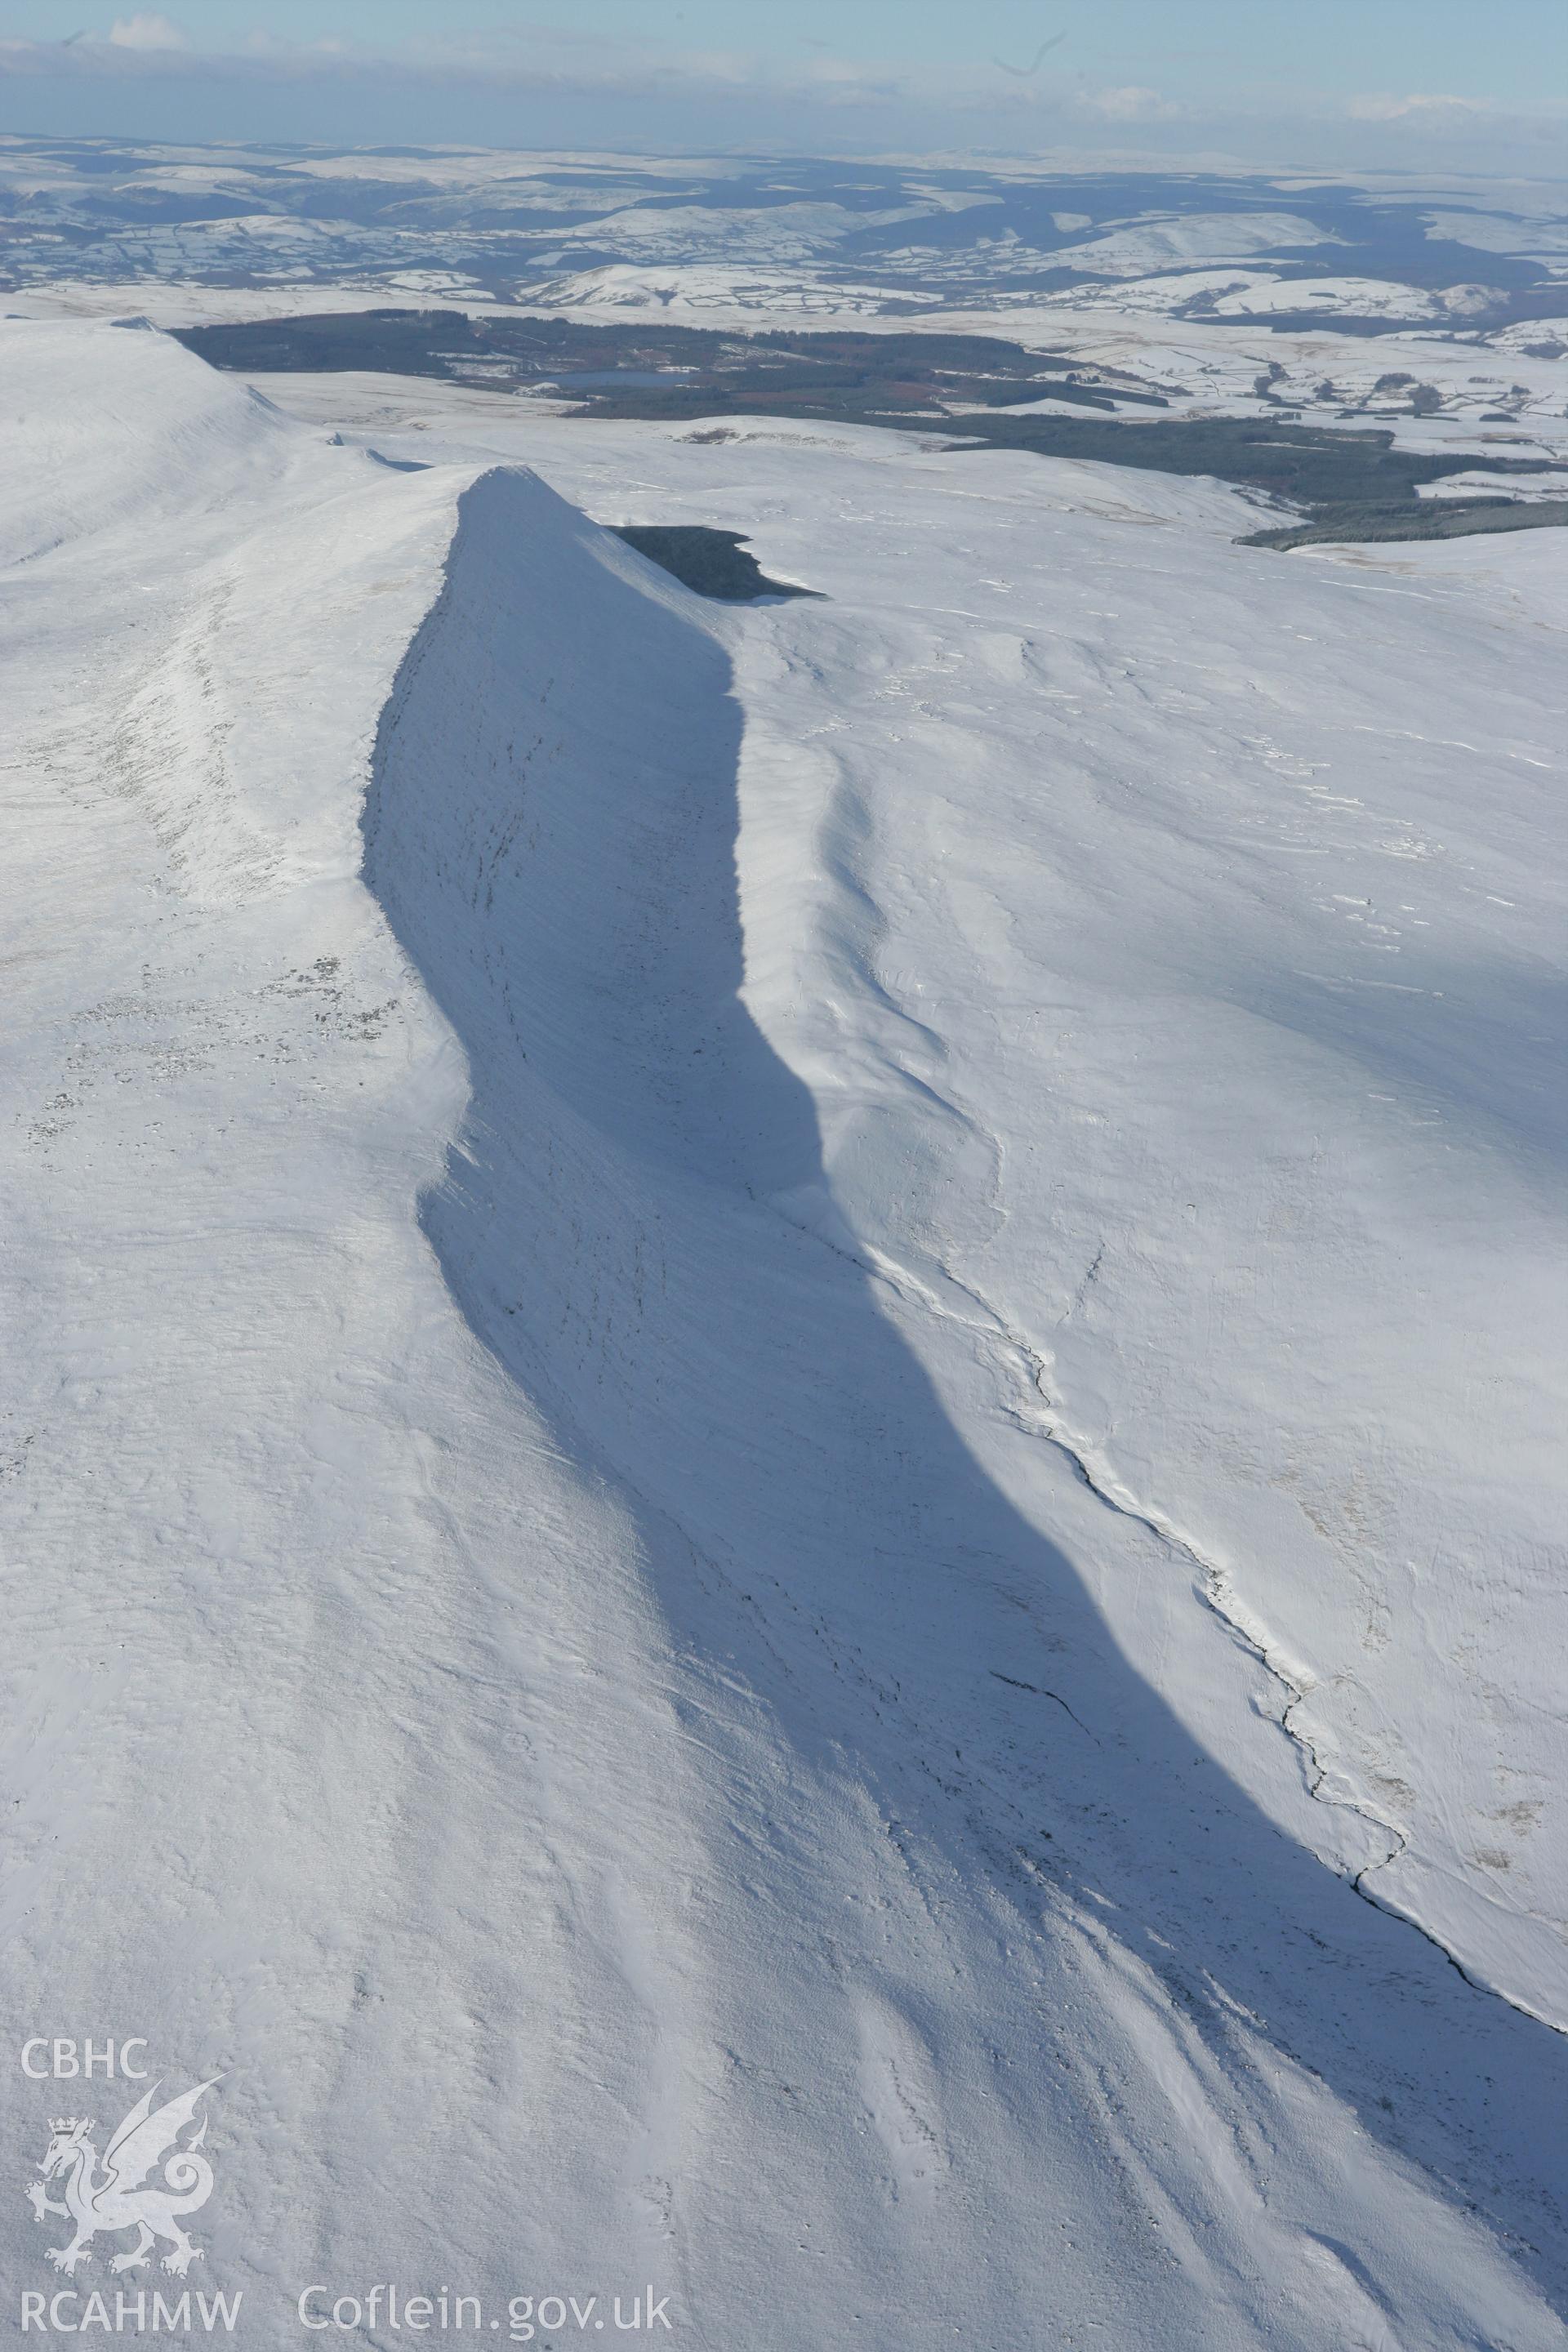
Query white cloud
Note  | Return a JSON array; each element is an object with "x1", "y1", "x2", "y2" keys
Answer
[
  {"x1": 103, "y1": 12, "x2": 189, "y2": 48},
  {"x1": 1348, "y1": 92, "x2": 1487, "y2": 123},
  {"x1": 1077, "y1": 85, "x2": 1185, "y2": 123}
]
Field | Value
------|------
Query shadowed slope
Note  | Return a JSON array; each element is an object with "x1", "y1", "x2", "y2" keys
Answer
[{"x1": 363, "y1": 465, "x2": 1568, "y2": 2346}]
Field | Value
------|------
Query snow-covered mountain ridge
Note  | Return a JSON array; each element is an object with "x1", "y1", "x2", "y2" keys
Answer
[
  {"x1": 8, "y1": 138, "x2": 1568, "y2": 339},
  {"x1": 3, "y1": 320, "x2": 1566, "y2": 2347}
]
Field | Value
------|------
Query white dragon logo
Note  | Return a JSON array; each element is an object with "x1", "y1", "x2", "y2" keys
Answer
[{"x1": 27, "y1": 2079, "x2": 219, "y2": 2277}]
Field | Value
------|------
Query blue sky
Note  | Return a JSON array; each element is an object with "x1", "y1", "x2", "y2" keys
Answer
[{"x1": 2, "y1": 2, "x2": 1566, "y2": 167}]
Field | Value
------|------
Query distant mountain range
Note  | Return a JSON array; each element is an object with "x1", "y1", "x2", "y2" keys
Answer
[{"x1": 6, "y1": 135, "x2": 1568, "y2": 338}]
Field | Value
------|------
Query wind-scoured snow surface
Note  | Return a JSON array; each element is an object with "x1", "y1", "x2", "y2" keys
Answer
[{"x1": 3, "y1": 321, "x2": 1567, "y2": 2348}]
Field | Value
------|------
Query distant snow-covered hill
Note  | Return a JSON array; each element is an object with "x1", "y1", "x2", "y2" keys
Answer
[{"x1": 6, "y1": 136, "x2": 1568, "y2": 338}]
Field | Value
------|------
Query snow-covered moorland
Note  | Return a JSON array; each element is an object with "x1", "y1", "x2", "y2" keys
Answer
[{"x1": 2, "y1": 319, "x2": 1566, "y2": 2348}]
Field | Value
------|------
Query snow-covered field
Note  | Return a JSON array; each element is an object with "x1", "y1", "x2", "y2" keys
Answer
[{"x1": 3, "y1": 318, "x2": 1566, "y2": 2347}]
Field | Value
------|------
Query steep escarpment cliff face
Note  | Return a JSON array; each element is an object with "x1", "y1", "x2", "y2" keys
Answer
[
  {"x1": 360, "y1": 461, "x2": 1568, "y2": 2347},
  {"x1": 365, "y1": 466, "x2": 818, "y2": 1191},
  {"x1": 5, "y1": 323, "x2": 1566, "y2": 2352},
  {"x1": 364, "y1": 472, "x2": 825, "y2": 1436}
]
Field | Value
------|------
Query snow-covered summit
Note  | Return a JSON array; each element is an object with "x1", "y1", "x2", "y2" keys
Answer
[{"x1": 2, "y1": 322, "x2": 1566, "y2": 2348}]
